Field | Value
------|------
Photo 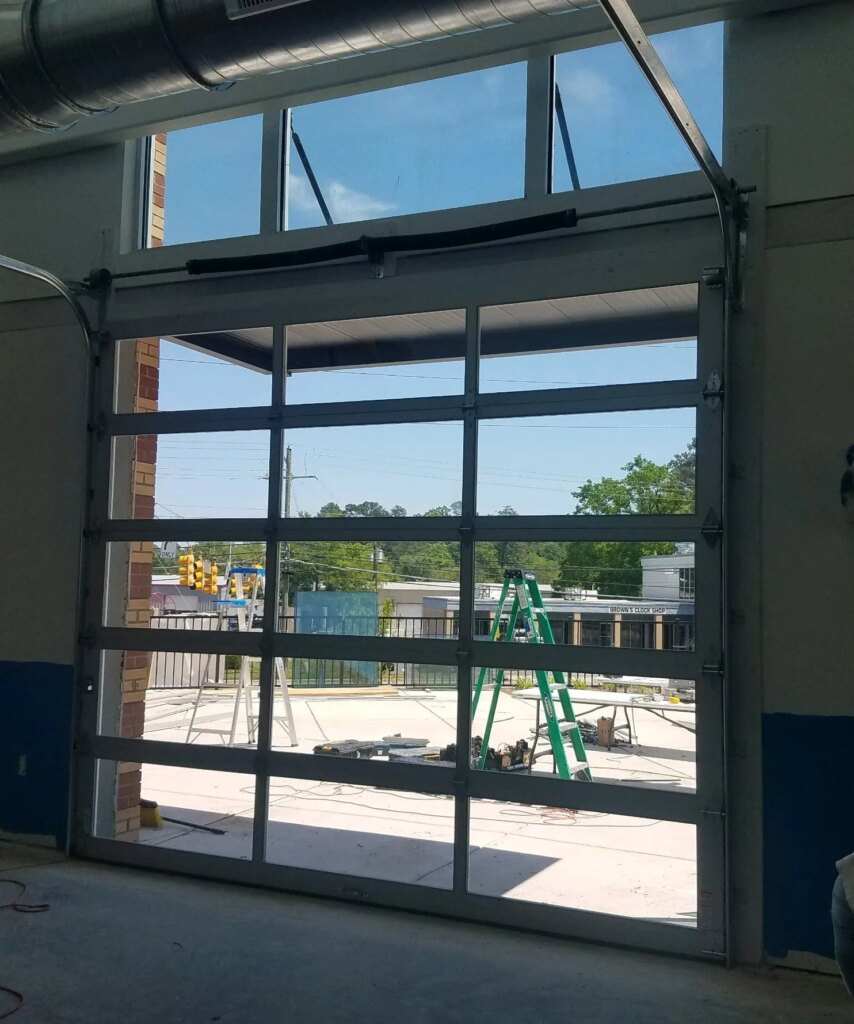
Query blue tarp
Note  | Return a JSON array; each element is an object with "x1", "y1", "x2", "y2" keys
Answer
[{"x1": 294, "y1": 591, "x2": 378, "y2": 685}]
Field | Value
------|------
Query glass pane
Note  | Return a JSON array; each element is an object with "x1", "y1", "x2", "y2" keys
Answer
[
  {"x1": 469, "y1": 544, "x2": 697, "y2": 677},
  {"x1": 151, "y1": 115, "x2": 263, "y2": 246},
  {"x1": 95, "y1": 761, "x2": 254, "y2": 859},
  {"x1": 295, "y1": 662, "x2": 458, "y2": 759},
  {"x1": 266, "y1": 781, "x2": 453, "y2": 888},
  {"x1": 279, "y1": 541, "x2": 460, "y2": 633},
  {"x1": 477, "y1": 410, "x2": 696, "y2": 515},
  {"x1": 552, "y1": 23, "x2": 723, "y2": 191},
  {"x1": 111, "y1": 431, "x2": 271, "y2": 520},
  {"x1": 280, "y1": 422, "x2": 463, "y2": 517},
  {"x1": 479, "y1": 289, "x2": 697, "y2": 393},
  {"x1": 286, "y1": 64, "x2": 526, "y2": 230},
  {"x1": 104, "y1": 541, "x2": 268, "y2": 627},
  {"x1": 470, "y1": 667, "x2": 696, "y2": 792},
  {"x1": 471, "y1": 542, "x2": 698, "y2": 610},
  {"x1": 285, "y1": 309, "x2": 465, "y2": 404},
  {"x1": 115, "y1": 338, "x2": 271, "y2": 414},
  {"x1": 97, "y1": 648, "x2": 272, "y2": 749},
  {"x1": 470, "y1": 800, "x2": 696, "y2": 925}
]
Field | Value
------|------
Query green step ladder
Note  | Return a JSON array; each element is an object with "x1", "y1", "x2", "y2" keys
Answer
[{"x1": 471, "y1": 569, "x2": 592, "y2": 781}]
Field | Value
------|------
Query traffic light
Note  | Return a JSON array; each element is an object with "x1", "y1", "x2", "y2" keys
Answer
[
  {"x1": 204, "y1": 562, "x2": 219, "y2": 596},
  {"x1": 229, "y1": 574, "x2": 241, "y2": 599},
  {"x1": 178, "y1": 550, "x2": 193, "y2": 588},
  {"x1": 193, "y1": 558, "x2": 204, "y2": 590}
]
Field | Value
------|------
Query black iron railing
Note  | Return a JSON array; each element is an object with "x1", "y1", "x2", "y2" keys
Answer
[{"x1": 146, "y1": 612, "x2": 694, "y2": 689}]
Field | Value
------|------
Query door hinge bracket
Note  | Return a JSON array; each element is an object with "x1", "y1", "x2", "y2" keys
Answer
[
  {"x1": 701, "y1": 266, "x2": 725, "y2": 289},
  {"x1": 703, "y1": 371, "x2": 723, "y2": 409},
  {"x1": 700, "y1": 508, "x2": 722, "y2": 546}
]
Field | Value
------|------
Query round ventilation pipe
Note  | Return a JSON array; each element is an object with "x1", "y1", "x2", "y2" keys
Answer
[{"x1": 0, "y1": 0, "x2": 594, "y2": 135}]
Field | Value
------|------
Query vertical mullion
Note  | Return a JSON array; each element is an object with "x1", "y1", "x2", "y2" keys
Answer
[
  {"x1": 524, "y1": 56, "x2": 554, "y2": 200},
  {"x1": 280, "y1": 109, "x2": 292, "y2": 233},
  {"x1": 252, "y1": 322, "x2": 285, "y2": 862},
  {"x1": 694, "y1": 268, "x2": 726, "y2": 956},
  {"x1": 260, "y1": 110, "x2": 285, "y2": 235},
  {"x1": 454, "y1": 305, "x2": 480, "y2": 894},
  {"x1": 77, "y1": 333, "x2": 117, "y2": 846}
]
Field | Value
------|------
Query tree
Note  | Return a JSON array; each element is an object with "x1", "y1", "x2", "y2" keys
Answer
[
  {"x1": 343, "y1": 500, "x2": 389, "y2": 517},
  {"x1": 667, "y1": 439, "x2": 696, "y2": 498},
  {"x1": 554, "y1": 539, "x2": 671, "y2": 597},
  {"x1": 554, "y1": 444, "x2": 695, "y2": 597},
  {"x1": 288, "y1": 540, "x2": 376, "y2": 595},
  {"x1": 572, "y1": 453, "x2": 693, "y2": 516}
]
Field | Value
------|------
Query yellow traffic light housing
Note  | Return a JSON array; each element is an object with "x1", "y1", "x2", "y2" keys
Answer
[{"x1": 178, "y1": 550, "x2": 193, "y2": 588}]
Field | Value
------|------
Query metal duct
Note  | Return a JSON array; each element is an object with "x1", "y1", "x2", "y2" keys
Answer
[{"x1": 0, "y1": 0, "x2": 594, "y2": 135}]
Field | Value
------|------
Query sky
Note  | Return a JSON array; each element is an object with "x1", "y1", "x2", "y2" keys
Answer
[{"x1": 149, "y1": 22, "x2": 721, "y2": 523}]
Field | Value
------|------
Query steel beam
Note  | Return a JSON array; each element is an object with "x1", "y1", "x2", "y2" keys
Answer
[{"x1": 596, "y1": 0, "x2": 738, "y2": 213}]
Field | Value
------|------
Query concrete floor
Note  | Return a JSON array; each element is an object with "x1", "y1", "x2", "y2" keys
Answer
[
  {"x1": 0, "y1": 845, "x2": 849, "y2": 1023},
  {"x1": 136, "y1": 687, "x2": 697, "y2": 923}
]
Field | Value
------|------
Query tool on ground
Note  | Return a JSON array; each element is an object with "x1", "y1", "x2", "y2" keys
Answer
[
  {"x1": 313, "y1": 734, "x2": 429, "y2": 758},
  {"x1": 139, "y1": 798, "x2": 226, "y2": 835},
  {"x1": 471, "y1": 569, "x2": 592, "y2": 781}
]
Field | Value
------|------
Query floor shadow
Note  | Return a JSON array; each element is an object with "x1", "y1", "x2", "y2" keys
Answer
[{"x1": 141, "y1": 803, "x2": 558, "y2": 895}]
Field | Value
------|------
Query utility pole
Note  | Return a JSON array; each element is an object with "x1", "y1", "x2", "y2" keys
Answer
[{"x1": 281, "y1": 445, "x2": 316, "y2": 624}]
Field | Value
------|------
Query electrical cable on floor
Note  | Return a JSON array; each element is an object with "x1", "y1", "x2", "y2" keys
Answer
[
  {"x1": 1, "y1": 879, "x2": 50, "y2": 1019},
  {"x1": 0, "y1": 987, "x2": 22, "y2": 1021}
]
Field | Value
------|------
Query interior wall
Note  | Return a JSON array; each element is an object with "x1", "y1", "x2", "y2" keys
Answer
[
  {"x1": 725, "y1": 0, "x2": 854, "y2": 969},
  {"x1": 0, "y1": 144, "x2": 126, "y2": 846},
  {"x1": 0, "y1": 318, "x2": 86, "y2": 846}
]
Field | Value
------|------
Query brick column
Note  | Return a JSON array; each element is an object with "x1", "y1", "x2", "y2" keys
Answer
[{"x1": 114, "y1": 133, "x2": 166, "y2": 840}]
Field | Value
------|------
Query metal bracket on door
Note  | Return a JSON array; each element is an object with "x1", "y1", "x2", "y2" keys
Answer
[
  {"x1": 700, "y1": 508, "x2": 722, "y2": 547},
  {"x1": 703, "y1": 371, "x2": 723, "y2": 410}
]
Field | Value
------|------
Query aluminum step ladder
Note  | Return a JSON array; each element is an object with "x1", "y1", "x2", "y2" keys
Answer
[
  {"x1": 471, "y1": 569, "x2": 592, "y2": 781},
  {"x1": 185, "y1": 569, "x2": 297, "y2": 747}
]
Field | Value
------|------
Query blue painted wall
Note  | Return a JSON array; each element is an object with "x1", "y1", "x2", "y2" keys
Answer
[
  {"x1": 763, "y1": 712, "x2": 854, "y2": 960},
  {"x1": 0, "y1": 660, "x2": 74, "y2": 848}
]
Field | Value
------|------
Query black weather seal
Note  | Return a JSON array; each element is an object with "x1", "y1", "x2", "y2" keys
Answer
[{"x1": 185, "y1": 209, "x2": 578, "y2": 276}]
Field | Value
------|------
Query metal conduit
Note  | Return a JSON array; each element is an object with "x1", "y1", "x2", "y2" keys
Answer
[{"x1": 0, "y1": 0, "x2": 594, "y2": 136}]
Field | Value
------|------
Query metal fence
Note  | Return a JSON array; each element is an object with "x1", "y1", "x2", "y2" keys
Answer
[{"x1": 147, "y1": 612, "x2": 693, "y2": 689}]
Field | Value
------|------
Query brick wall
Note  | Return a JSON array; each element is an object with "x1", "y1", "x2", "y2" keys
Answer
[{"x1": 115, "y1": 133, "x2": 166, "y2": 839}]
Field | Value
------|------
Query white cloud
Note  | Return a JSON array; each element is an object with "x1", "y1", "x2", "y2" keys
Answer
[
  {"x1": 287, "y1": 172, "x2": 320, "y2": 214},
  {"x1": 558, "y1": 68, "x2": 615, "y2": 109},
  {"x1": 288, "y1": 172, "x2": 396, "y2": 224},
  {"x1": 327, "y1": 182, "x2": 396, "y2": 223}
]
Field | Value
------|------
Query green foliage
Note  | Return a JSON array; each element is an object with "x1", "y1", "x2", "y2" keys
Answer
[
  {"x1": 512, "y1": 675, "x2": 536, "y2": 690},
  {"x1": 572, "y1": 453, "x2": 693, "y2": 516},
  {"x1": 172, "y1": 444, "x2": 694, "y2": 606},
  {"x1": 554, "y1": 445, "x2": 694, "y2": 597}
]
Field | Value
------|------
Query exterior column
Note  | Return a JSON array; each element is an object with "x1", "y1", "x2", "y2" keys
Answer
[
  {"x1": 655, "y1": 614, "x2": 664, "y2": 651},
  {"x1": 115, "y1": 133, "x2": 166, "y2": 840}
]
